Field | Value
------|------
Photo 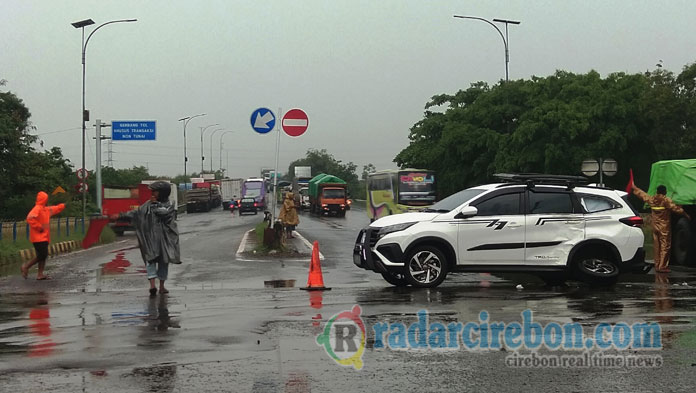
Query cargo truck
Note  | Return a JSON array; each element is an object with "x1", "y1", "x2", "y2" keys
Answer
[
  {"x1": 103, "y1": 181, "x2": 177, "y2": 235},
  {"x1": 644, "y1": 159, "x2": 696, "y2": 266},
  {"x1": 308, "y1": 174, "x2": 349, "y2": 217},
  {"x1": 186, "y1": 188, "x2": 212, "y2": 213},
  {"x1": 220, "y1": 178, "x2": 243, "y2": 210}
]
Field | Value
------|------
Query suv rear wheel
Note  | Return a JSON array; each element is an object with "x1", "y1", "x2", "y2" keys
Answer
[
  {"x1": 573, "y1": 255, "x2": 619, "y2": 286},
  {"x1": 403, "y1": 246, "x2": 448, "y2": 288}
]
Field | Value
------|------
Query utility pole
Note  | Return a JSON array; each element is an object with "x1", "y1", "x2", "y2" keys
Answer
[{"x1": 94, "y1": 119, "x2": 111, "y2": 213}]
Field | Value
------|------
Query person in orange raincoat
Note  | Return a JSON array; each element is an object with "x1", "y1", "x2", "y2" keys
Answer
[
  {"x1": 21, "y1": 191, "x2": 66, "y2": 280},
  {"x1": 632, "y1": 183, "x2": 691, "y2": 273}
]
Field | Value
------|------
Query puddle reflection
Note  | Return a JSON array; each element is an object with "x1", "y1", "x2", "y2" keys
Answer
[
  {"x1": 27, "y1": 293, "x2": 55, "y2": 357},
  {"x1": 101, "y1": 252, "x2": 132, "y2": 275}
]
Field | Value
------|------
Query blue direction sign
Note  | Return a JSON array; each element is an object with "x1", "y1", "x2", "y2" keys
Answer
[
  {"x1": 112, "y1": 121, "x2": 156, "y2": 141},
  {"x1": 250, "y1": 108, "x2": 275, "y2": 134}
]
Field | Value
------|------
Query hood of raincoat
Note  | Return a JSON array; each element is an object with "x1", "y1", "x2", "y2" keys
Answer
[
  {"x1": 285, "y1": 192, "x2": 294, "y2": 200},
  {"x1": 35, "y1": 191, "x2": 48, "y2": 206}
]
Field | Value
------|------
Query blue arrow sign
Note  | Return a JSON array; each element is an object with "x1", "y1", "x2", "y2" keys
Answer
[{"x1": 250, "y1": 108, "x2": 275, "y2": 134}]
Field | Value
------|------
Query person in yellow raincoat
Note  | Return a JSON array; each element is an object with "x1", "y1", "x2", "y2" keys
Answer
[
  {"x1": 278, "y1": 191, "x2": 299, "y2": 239},
  {"x1": 632, "y1": 183, "x2": 691, "y2": 273}
]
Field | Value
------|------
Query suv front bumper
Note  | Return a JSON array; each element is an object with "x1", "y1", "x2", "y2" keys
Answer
[{"x1": 353, "y1": 228, "x2": 405, "y2": 273}]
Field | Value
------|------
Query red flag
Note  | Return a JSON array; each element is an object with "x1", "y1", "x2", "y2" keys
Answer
[
  {"x1": 625, "y1": 169, "x2": 634, "y2": 193},
  {"x1": 82, "y1": 218, "x2": 110, "y2": 249}
]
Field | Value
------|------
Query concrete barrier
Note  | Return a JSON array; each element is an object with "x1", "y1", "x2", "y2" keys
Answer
[{"x1": 16, "y1": 240, "x2": 81, "y2": 263}]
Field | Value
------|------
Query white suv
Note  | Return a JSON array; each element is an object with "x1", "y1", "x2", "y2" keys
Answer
[{"x1": 354, "y1": 174, "x2": 649, "y2": 288}]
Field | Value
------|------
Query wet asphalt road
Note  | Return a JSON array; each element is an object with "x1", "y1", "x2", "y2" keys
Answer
[{"x1": 1, "y1": 205, "x2": 696, "y2": 392}]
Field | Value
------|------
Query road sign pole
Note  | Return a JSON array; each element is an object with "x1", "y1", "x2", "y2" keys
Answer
[
  {"x1": 96, "y1": 119, "x2": 102, "y2": 213},
  {"x1": 272, "y1": 107, "x2": 282, "y2": 222}
]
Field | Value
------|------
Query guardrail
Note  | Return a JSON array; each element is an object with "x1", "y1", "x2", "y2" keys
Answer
[{"x1": 0, "y1": 217, "x2": 86, "y2": 242}]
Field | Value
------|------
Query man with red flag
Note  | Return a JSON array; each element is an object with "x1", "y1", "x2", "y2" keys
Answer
[
  {"x1": 21, "y1": 191, "x2": 66, "y2": 280},
  {"x1": 631, "y1": 181, "x2": 691, "y2": 273}
]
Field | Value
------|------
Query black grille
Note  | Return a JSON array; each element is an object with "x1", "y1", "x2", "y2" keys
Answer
[{"x1": 368, "y1": 229, "x2": 379, "y2": 247}]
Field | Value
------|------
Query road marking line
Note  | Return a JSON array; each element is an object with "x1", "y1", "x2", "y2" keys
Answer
[
  {"x1": 294, "y1": 231, "x2": 325, "y2": 260},
  {"x1": 236, "y1": 229, "x2": 254, "y2": 260}
]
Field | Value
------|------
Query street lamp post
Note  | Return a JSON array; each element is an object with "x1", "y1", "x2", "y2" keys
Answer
[
  {"x1": 199, "y1": 123, "x2": 219, "y2": 173},
  {"x1": 209, "y1": 128, "x2": 226, "y2": 172},
  {"x1": 218, "y1": 130, "x2": 238, "y2": 174},
  {"x1": 72, "y1": 18, "x2": 137, "y2": 221},
  {"x1": 178, "y1": 113, "x2": 206, "y2": 177},
  {"x1": 453, "y1": 15, "x2": 520, "y2": 81}
]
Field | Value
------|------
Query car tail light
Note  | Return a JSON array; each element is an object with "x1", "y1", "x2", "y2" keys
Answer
[
  {"x1": 254, "y1": 203, "x2": 258, "y2": 207},
  {"x1": 619, "y1": 216, "x2": 643, "y2": 227}
]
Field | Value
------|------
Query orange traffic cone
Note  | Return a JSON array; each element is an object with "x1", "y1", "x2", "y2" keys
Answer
[{"x1": 301, "y1": 241, "x2": 331, "y2": 291}]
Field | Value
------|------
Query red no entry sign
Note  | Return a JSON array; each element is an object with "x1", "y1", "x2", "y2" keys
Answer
[{"x1": 282, "y1": 109, "x2": 309, "y2": 137}]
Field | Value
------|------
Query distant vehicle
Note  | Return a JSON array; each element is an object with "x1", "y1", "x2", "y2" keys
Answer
[
  {"x1": 238, "y1": 197, "x2": 258, "y2": 215},
  {"x1": 186, "y1": 188, "x2": 212, "y2": 213},
  {"x1": 308, "y1": 174, "x2": 349, "y2": 217},
  {"x1": 242, "y1": 178, "x2": 266, "y2": 211},
  {"x1": 367, "y1": 169, "x2": 436, "y2": 221},
  {"x1": 355, "y1": 174, "x2": 648, "y2": 288},
  {"x1": 294, "y1": 166, "x2": 312, "y2": 187},
  {"x1": 102, "y1": 184, "x2": 151, "y2": 236},
  {"x1": 298, "y1": 187, "x2": 310, "y2": 210},
  {"x1": 220, "y1": 178, "x2": 243, "y2": 210},
  {"x1": 103, "y1": 181, "x2": 177, "y2": 235}
]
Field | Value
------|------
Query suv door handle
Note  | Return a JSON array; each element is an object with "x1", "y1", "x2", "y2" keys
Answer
[{"x1": 507, "y1": 222, "x2": 522, "y2": 228}]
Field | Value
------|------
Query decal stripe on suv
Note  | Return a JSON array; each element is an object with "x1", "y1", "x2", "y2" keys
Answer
[{"x1": 468, "y1": 241, "x2": 563, "y2": 251}]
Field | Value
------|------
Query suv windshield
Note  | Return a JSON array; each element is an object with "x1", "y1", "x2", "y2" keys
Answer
[{"x1": 424, "y1": 188, "x2": 486, "y2": 212}]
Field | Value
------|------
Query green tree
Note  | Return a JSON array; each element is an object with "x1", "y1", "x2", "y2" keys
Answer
[
  {"x1": 0, "y1": 81, "x2": 79, "y2": 218},
  {"x1": 396, "y1": 66, "x2": 696, "y2": 197}
]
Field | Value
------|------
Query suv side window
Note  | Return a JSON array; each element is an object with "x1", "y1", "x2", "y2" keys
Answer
[
  {"x1": 528, "y1": 192, "x2": 574, "y2": 214},
  {"x1": 474, "y1": 193, "x2": 522, "y2": 216},
  {"x1": 580, "y1": 195, "x2": 621, "y2": 213}
]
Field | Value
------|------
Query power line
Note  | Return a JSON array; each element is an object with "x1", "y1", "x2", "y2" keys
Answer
[{"x1": 32, "y1": 126, "x2": 82, "y2": 136}]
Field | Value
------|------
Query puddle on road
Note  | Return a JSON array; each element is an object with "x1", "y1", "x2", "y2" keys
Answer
[{"x1": 264, "y1": 279, "x2": 296, "y2": 288}]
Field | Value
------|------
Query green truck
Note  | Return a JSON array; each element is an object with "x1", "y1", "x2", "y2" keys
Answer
[
  {"x1": 308, "y1": 174, "x2": 348, "y2": 217},
  {"x1": 645, "y1": 159, "x2": 696, "y2": 266}
]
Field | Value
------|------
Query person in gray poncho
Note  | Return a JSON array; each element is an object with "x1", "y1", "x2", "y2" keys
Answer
[{"x1": 112, "y1": 181, "x2": 181, "y2": 296}]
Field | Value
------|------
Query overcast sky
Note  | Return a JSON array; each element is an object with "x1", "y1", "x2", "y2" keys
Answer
[{"x1": 2, "y1": 0, "x2": 695, "y2": 179}]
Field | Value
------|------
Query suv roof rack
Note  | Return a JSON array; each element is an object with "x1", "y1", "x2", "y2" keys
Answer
[{"x1": 493, "y1": 173, "x2": 590, "y2": 189}]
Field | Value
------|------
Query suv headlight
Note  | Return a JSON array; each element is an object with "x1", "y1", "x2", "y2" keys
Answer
[{"x1": 378, "y1": 222, "x2": 417, "y2": 238}]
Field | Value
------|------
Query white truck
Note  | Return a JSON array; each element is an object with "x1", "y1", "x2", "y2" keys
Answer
[{"x1": 220, "y1": 178, "x2": 243, "y2": 210}]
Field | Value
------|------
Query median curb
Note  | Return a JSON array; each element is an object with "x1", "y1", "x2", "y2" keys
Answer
[{"x1": 12, "y1": 240, "x2": 81, "y2": 263}]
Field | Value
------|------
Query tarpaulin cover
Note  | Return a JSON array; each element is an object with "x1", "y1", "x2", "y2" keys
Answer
[
  {"x1": 82, "y1": 218, "x2": 109, "y2": 249},
  {"x1": 308, "y1": 174, "x2": 346, "y2": 198},
  {"x1": 648, "y1": 159, "x2": 696, "y2": 205}
]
